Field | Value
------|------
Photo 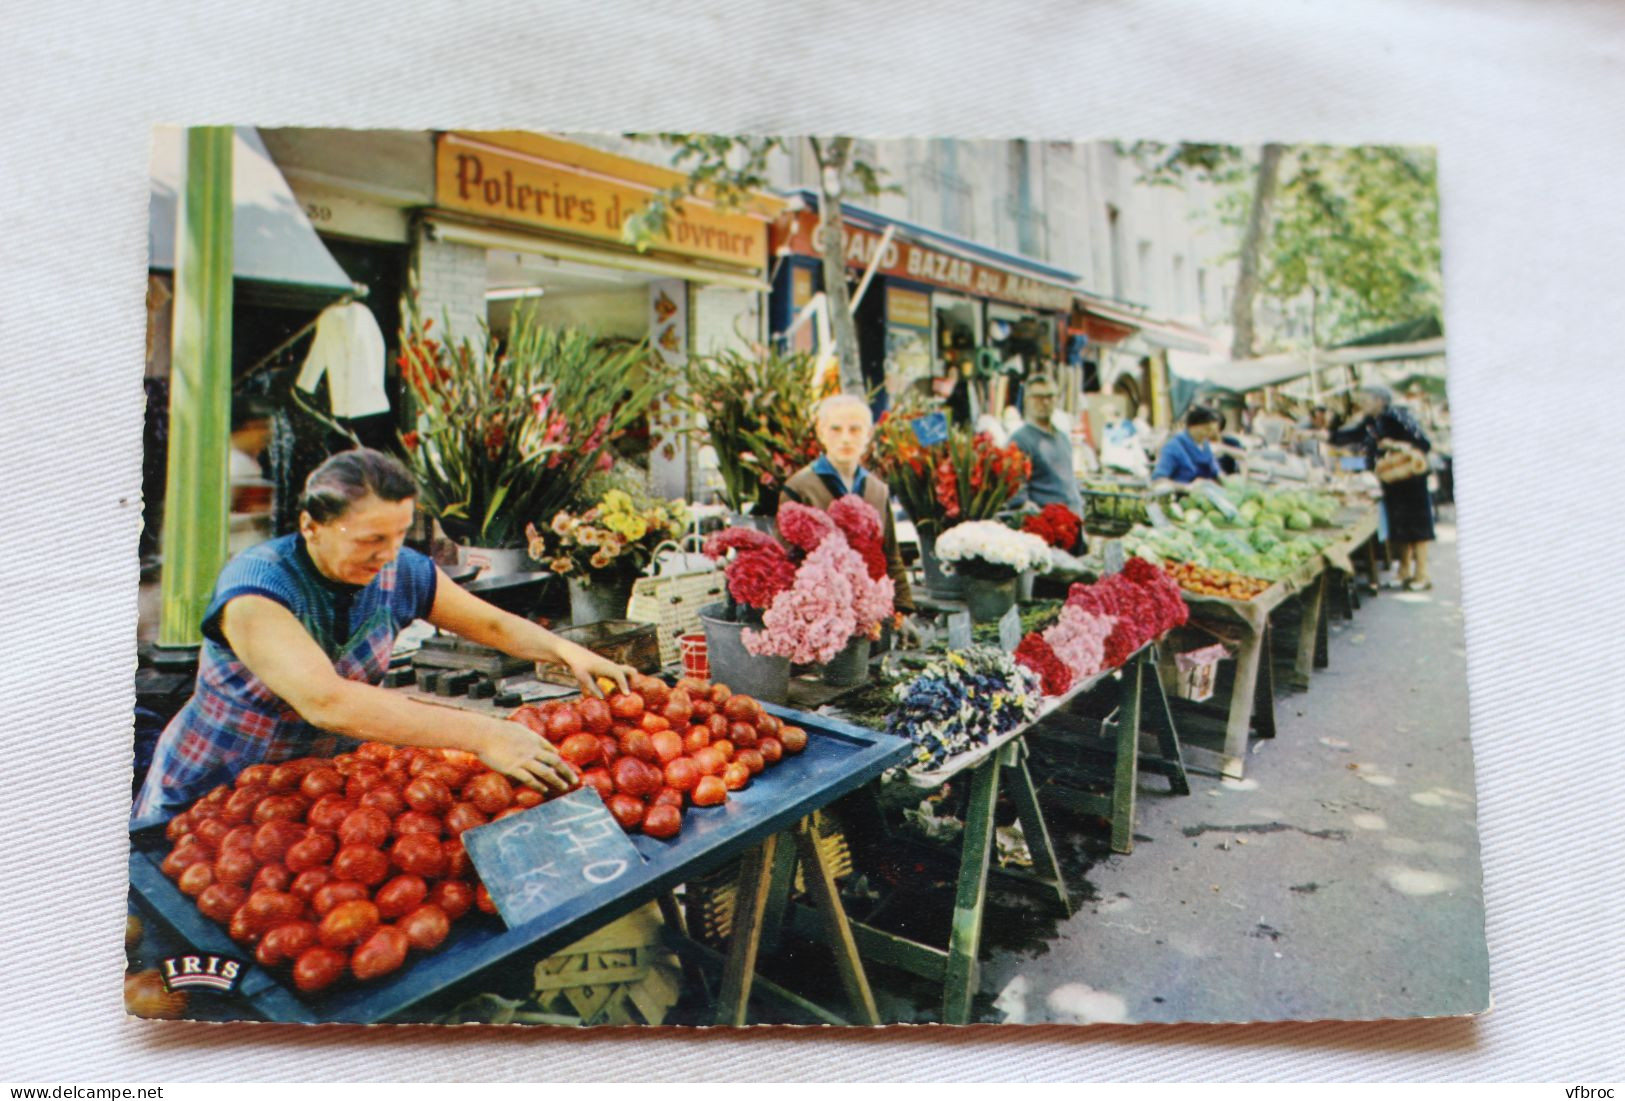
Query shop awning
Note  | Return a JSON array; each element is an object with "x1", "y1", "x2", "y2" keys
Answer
[
  {"x1": 1074, "y1": 294, "x2": 1217, "y2": 354},
  {"x1": 149, "y1": 126, "x2": 357, "y2": 303}
]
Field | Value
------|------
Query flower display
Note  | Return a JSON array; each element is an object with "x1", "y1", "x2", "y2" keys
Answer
[
  {"x1": 1013, "y1": 633, "x2": 1073, "y2": 696},
  {"x1": 883, "y1": 648, "x2": 1042, "y2": 770},
  {"x1": 869, "y1": 411, "x2": 1032, "y2": 536},
  {"x1": 394, "y1": 303, "x2": 658, "y2": 548},
  {"x1": 1040, "y1": 604, "x2": 1115, "y2": 682},
  {"x1": 1022, "y1": 503, "x2": 1083, "y2": 552},
  {"x1": 701, "y1": 527, "x2": 797, "y2": 610},
  {"x1": 526, "y1": 486, "x2": 689, "y2": 586},
  {"x1": 933, "y1": 521, "x2": 1052, "y2": 580}
]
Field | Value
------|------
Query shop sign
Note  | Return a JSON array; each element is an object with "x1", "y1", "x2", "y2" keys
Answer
[
  {"x1": 775, "y1": 217, "x2": 1075, "y2": 313},
  {"x1": 437, "y1": 134, "x2": 767, "y2": 270},
  {"x1": 886, "y1": 286, "x2": 932, "y2": 330}
]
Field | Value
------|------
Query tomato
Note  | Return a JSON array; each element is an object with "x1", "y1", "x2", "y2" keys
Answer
[
  {"x1": 236, "y1": 764, "x2": 277, "y2": 790},
  {"x1": 318, "y1": 899, "x2": 381, "y2": 949},
  {"x1": 221, "y1": 785, "x2": 266, "y2": 824},
  {"x1": 709, "y1": 683, "x2": 732, "y2": 706},
  {"x1": 722, "y1": 762, "x2": 751, "y2": 791},
  {"x1": 251, "y1": 863, "x2": 294, "y2": 895},
  {"x1": 268, "y1": 762, "x2": 307, "y2": 792},
  {"x1": 394, "y1": 810, "x2": 443, "y2": 838},
  {"x1": 356, "y1": 741, "x2": 395, "y2": 763},
  {"x1": 706, "y1": 713, "x2": 729, "y2": 738},
  {"x1": 342, "y1": 766, "x2": 384, "y2": 803},
  {"x1": 299, "y1": 768, "x2": 344, "y2": 801},
  {"x1": 509, "y1": 704, "x2": 549, "y2": 735},
  {"x1": 513, "y1": 787, "x2": 543, "y2": 809},
  {"x1": 212, "y1": 848, "x2": 258, "y2": 888},
  {"x1": 639, "y1": 712, "x2": 672, "y2": 735},
  {"x1": 578, "y1": 697, "x2": 614, "y2": 736},
  {"x1": 290, "y1": 867, "x2": 333, "y2": 904},
  {"x1": 736, "y1": 749, "x2": 765, "y2": 776},
  {"x1": 442, "y1": 802, "x2": 488, "y2": 837},
  {"x1": 620, "y1": 729, "x2": 659, "y2": 765},
  {"x1": 405, "y1": 751, "x2": 437, "y2": 778},
  {"x1": 192, "y1": 817, "x2": 230, "y2": 852},
  {"x1": 689, "y1": 747, "x2": 725, "y2": 777},
  {"x1": 728, "y1": 722, "x2": 758, "y2": 749},
  {"x1": 337, "y1": 806, "x2": 392, "y2": 848},
  {"x1": 682, "y1": 727, "x2": 711, "y2": 755},
  {"x1": 164, "y1": 811, "x2": 193, "y2": 843},
  {"x1": 284, "y1": 831, "x2": 338, "y2": 873},
  {"x1": 779, "y1": 726, "x2": 808, "y2": 754},
  {"x1": 558, "y1": 733, "x2": 602, "y2": 768},
  {"x1": 650, "y1": 731, "x2": 683, "y2": 764},
  {"x1": 398, "y1": 904, "x2": 451, "y2": 952},
  {"x1": 292, "y1": 945, "x2": 349, "y2": 993},
  {"x1": 331, "y1": 844, "x2": 390, "y2": 886},
  {"x1": 691, "y1": 775, "x2": 727, "y2": 807},
  {"x1": 196, "y1": 882, "x2": 247, "y2": 924},
  {"x1": 253, "y1": 793, "x2": 309, "y2": 826},
  {"x1": 676, "y1": 676, "x2": 709, "y2": 695},
  {"x1": 441, "y1": 838, "x2": 471, "y2": 880},
  {"x1": 463, "y1": 772, "x2": 514, "y2": 815},
  {"x1": 358, "y1": 786, "x2": 407, "y2": 819},
  {"x1": 651, "y1": 787, "x2": 686, "y2": 810},
  {"x1": 607, "y1": 794, "x2": 647, "y2": 832},
  {"x1": 256, "y1": 920, "x2": 319, "y2": 968},
  {"x1": 596, "y1": 734, "x2": 620, "y2": 765},
  {"x1": 545, "y1": 705, "x2": 583, "y2": 743},
  {"x1": 420, "y1": 762, "x2": 470, "y2": 791},
  {"x1": 709, "y1": 740, "x2": 735, "y2": 762},
  {"x1": 228, "y1": 906, "x2": 262, "y2": 947},
  {"x1": 663, "y1": 757, "x2": 700, "y2": 793},
  {"x1": 690, "y1": 697, "x2": 716, "y2": 722},
  {"x1": 632, "y1": 674, "x2": 671, "y2": 710},
  {"x1": 723, "y1": 695, "x2": 761, "y2": 724},
  {"x1": 402, "y1": 777, "x2": 453, "y2": 815},
  {"x1": 758, "y1": 737, "x2": 783, "y2": 765},
  {"x1": 756, "y1": 713, "x2": 782, "y2": 737},
  {"x1": 244, "y1": 889, "x2": 304, "y2": 932},
  {"x1": 475, "y1": 884, "x2": 499, "y2": 915},
  {"x1": 642, "y1": 804, "x2": 681, "y2": 841},
  {"x1": 661, "y1": 687, "x2": 694, "y2": 726},
  {"x1": 329, "y1": 753, "x2": 360, "y2": 775},
  {"x1": 611, "y1": 756, "x2": 661, "y2": 798},
  {"x1": 307, "y1": 795, "x2": 355, "y2": 831},
  {"x1": 251, "y1": 819, "x2": 307, "y2": 864},
  {"x1": 178, "y1": 861, "x2": 215, "y2": 897},
  {"x1": 374, "y1": 873, "x2": 428, "y2": 920},
  {"x1": 390, "y1": 833, "x2": 445, "y2": 878},
  {"x1": 200, "y1": 783, "x2": 233, "y2": 809},
  {"x1": 312, "y1": 880, "x2": 370, "y2": 917},
  {"x1": 580, "y1": 768, "x2": 615, "y2": 802},
  {"x1": 608, "y1": 692, "x2": 645, "y2": 721},
  {"x1": 430, "y1": 880, "x2": 474, "y2": 920}
]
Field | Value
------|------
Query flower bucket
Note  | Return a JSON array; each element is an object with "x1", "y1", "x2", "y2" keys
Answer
[
  {"x1": 963, "y1": 576, "x2": 1018, "y2": 624},
  {"x1": 1018, "y1": 570, "x2": 1036, "y2": 602},
  {"x1": 698, "y1": 603, "x2": 790, "y2": 704},
  {"x1": 567, "y1": 577, "x2": 636, "y2": 625},
  {"x1": 455, "y1": 544, "x2": 527, "y2": 580},
  {"x1": 678, "y1": 632, "x2": 710, "y2": 681},
  {"x1": 819, "y1": 635, "x2": 871, "y2": 688},
  {"x1": 917, "y1": 530, "x2": 965, "y2": 600}
]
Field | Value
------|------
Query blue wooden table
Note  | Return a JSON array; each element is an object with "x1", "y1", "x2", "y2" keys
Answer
[{"x1": 129, "y1": 708, "x2": 910, "y2": 1025}]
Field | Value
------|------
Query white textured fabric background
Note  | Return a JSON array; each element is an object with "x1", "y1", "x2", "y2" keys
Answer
[{"x1": 3, "y1": 0, "x2": 1621, "y2": 1082}]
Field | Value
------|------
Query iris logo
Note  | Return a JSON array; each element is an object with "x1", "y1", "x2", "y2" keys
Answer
[{"x1": 160, "y1": 953, "x2": 244, "y2": 993}]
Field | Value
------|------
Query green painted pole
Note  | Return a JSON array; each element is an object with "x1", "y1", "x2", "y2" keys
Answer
[{"x1": 158, "y1": 127, "x2": 234, "y2": 649}]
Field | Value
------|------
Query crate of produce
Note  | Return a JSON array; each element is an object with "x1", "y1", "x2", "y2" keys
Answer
[
  {"x1": 535, "y1": 620, "x2": 662, "y2": 684},
  {"x1": 1081, "y1": 481, "x2": 1171, "y2": 536}
]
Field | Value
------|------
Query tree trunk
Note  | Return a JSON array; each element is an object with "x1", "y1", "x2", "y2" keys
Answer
[
  {"x1": 1230, "y1": 142, "x2": 1285, "y2": 360},
  {"x1": 812, "y1": 137, "x2": 866, "y2": 395}
]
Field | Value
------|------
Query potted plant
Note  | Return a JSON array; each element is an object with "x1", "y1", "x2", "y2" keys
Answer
[
  {"x1": 932, "y1": 520, "x2": 1051, "y2": 623},
  {"x1": 526, "y1": 481, "x2": 690, "y2": 624},
  {"x1": 660, "y1": 346, "x2": 828, "y2": 520},
  {"x1": 868, "y1": 413, "x2": 1032, "y2": 598},
  {"x1": 394, "y1": 298, "x2": 659, "y2": 568}
]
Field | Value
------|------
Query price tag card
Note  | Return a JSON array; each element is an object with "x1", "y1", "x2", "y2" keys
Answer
[
  {"x1": 462, "y1": 788, "x2": 646, "y2": 929},
  {"x1": 997, "y1": 604, "x2": 1022, "y2": 652},
  {"x1": 1103, "y1": 540, "x2": 1126, "y2": 575},
  {"x1": 946, "y1": 610, "x2": 973, "y2": 651},
  {"x1": 909, "y1": 412, "x2": 949, "y2": 447}
]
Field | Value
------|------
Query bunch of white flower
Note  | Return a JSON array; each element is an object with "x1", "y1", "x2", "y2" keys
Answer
[{"x1": 934, "y1": 521, "x2": 1052, "y2": 578}]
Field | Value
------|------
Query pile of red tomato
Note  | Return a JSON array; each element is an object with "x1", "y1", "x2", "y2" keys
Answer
[
  {"x1": 510, "y1": 673, "x2": 808, "y2": 841},
  {"x1": 157, "y1": 743, "x2": 537, "y2": 994}
]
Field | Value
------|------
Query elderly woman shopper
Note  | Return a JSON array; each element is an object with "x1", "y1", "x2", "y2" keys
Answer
[
  {"x1": 133, "y1": 448, "x2": 634, "y2": 826},
  {"x1": 1153, "y1": 404, "x2": 1228, "y2": 485},
  {"x1": 1332, "y1": 384, "x2": 1437, "y2": 590},
  {"x1": 778, "y1": 393, "x2": 914, "y2": 612}
]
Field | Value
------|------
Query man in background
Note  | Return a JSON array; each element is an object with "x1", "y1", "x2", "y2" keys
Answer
[{"x1": 1010, "y1": 375, "x2": 1084, "y2": 514}]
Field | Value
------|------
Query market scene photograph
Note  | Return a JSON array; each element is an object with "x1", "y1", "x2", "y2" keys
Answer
[{"x1": 127, "y1": 127, "x2": 1485, "y2": 1028}]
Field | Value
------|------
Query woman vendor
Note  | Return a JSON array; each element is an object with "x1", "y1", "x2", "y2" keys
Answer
[
  {"x1": 132, "y1": 448, "x2": 635, "y2": 826},
  {"x1": 778, "y1": 393, "x2": 914, "y2": 612},
  {"x1": 1331, "y1": 383, "x2": 1436, "y2": 590},
  {"x1": 1152, "y1": 404, "x2": 1229, "y2": 485}
]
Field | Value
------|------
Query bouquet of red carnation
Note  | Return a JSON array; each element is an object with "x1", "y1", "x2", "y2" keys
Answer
[
  {"x1": 1022, "y1": 504, "x2": 1083, "y2": 552},
  {"x1": 1065, "y1": 558, "x2": 1189, "y2": 669},
  {"x1": 1014, "y1": 633, "x2": 1073, "y2": 696},
  {"x1": 702, "y1": 527, "x2": 797, "y2": 612},
  {"x1": 829, "y1": 495, "x2": 888, "y2": 580}
]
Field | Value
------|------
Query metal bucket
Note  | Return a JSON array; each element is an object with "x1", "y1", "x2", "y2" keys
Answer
[{"x1": 698, "y1": 603, "x2": 790, "y2": 703}]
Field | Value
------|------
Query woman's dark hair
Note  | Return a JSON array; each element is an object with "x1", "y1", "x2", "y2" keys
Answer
[
  {"x1": 300, "y1": 448, "x2": 418, "y2": 523},
  {"x1": 1185, "y1": 404, "x2": 1223, "y2": 429}
]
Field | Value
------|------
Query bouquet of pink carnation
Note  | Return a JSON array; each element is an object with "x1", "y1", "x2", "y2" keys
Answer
[{"x1": 724, "y1": 500, "x2": 896, "y2": 665}]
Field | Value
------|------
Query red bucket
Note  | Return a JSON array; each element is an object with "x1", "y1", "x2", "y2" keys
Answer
[{"x1": 678, "y1": 632, "x2": 709, "y2": 681}]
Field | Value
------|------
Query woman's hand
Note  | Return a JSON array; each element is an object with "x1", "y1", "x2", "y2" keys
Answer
[
  {"x1": 561, "y1": 649, "x2": 634, "y2": 700},
  {"x1": 478, "y1": 722, "x2": 577, "y2": 793}
]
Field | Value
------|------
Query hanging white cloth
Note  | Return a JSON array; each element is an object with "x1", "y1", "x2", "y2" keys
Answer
[{"x1": 295, "y1": 301, "x2": 389, "y2": 418}]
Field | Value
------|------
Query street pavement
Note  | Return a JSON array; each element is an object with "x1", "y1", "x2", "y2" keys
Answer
[{"x1": 974, "y1": 517, "x2": 1490, "y2": 1025}]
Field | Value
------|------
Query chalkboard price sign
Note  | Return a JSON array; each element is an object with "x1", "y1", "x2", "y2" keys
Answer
[{"x1": 461, "y1": 788, "x2": 646, "y2": 929}]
